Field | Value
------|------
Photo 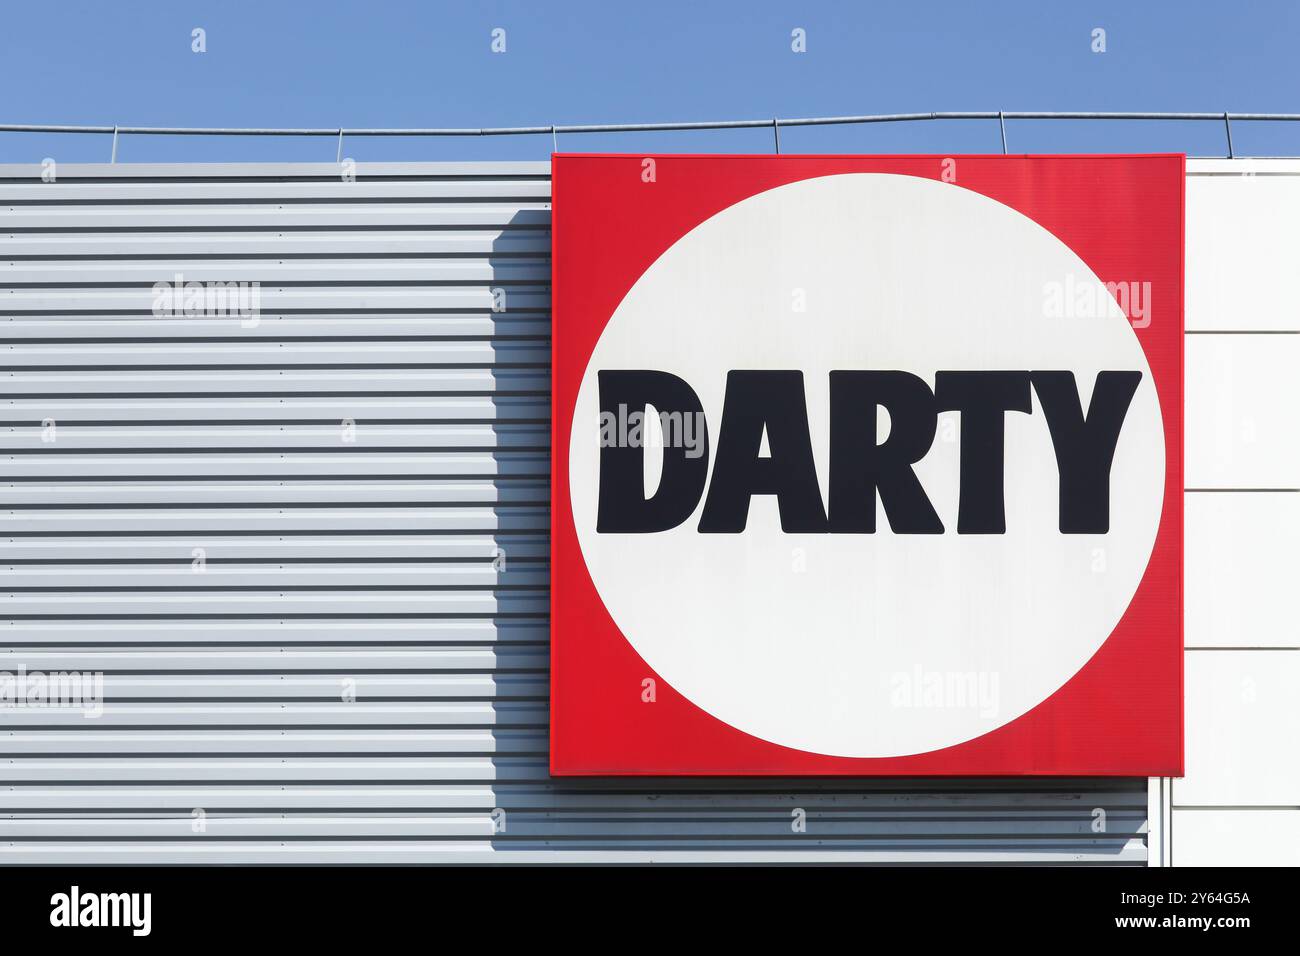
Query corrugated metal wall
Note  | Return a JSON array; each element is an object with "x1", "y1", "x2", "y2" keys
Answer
[{"x1": 0, "y1": 160, "x2": 1146, "y2": 863}]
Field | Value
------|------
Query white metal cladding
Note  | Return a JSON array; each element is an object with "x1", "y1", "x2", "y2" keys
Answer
[{"x1": 0, "y1": 160, "x2": 1147, "y2": 864}]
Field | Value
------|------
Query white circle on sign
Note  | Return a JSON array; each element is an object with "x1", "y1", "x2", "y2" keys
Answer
[{"x1": 570, "y1": 173, "x2": 1164, "y2": 758}]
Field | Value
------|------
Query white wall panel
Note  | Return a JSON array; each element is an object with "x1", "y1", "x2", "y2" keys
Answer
[
  {"x1": 1185, "y1": 492, "x2": 1300, "y2": 648},
  {"x1": 1176, "y1": 650, "x2": 1300, "y2": 806},
  {"x1": 1171, "y1": 810, "x2": 1300, "y2": 866},
  {"x1": 1185, "y1": 335, "x2": 1300, "y2": 489},
  {"x1": 1186, "y1": 159, "x2": 1300, "y2": 332},
  {"x1": 1174, "y1": 161, "x2": 1300, "y2": 868}
]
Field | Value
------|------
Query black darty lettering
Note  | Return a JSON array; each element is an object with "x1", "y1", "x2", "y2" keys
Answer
[{"x1": 595, "y1": 369, "x2": 1142, "y2": 535}]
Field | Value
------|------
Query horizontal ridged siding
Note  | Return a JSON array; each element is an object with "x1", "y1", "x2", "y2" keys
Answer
[{"x1": 0, "y1": 161, "x2": 1146, "y2": 864}]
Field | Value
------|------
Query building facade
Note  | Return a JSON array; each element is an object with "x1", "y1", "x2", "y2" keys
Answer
[{"x1": 0, "y1": 158, "x2": 1293, "y2": 864}]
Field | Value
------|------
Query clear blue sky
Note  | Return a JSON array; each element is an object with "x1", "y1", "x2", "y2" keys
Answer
[{"x1": 2, "y1": 0, "x2": 1298, "y2": 164}]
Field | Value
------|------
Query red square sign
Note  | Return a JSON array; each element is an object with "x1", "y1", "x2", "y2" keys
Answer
[{"x1": 551, "y1": 155, "x2": 1183, "y2": 776}]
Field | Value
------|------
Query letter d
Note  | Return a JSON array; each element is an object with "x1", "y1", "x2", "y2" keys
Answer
[{"x1": 596, "y1": 370, "x2": 709, "y2": 533}]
